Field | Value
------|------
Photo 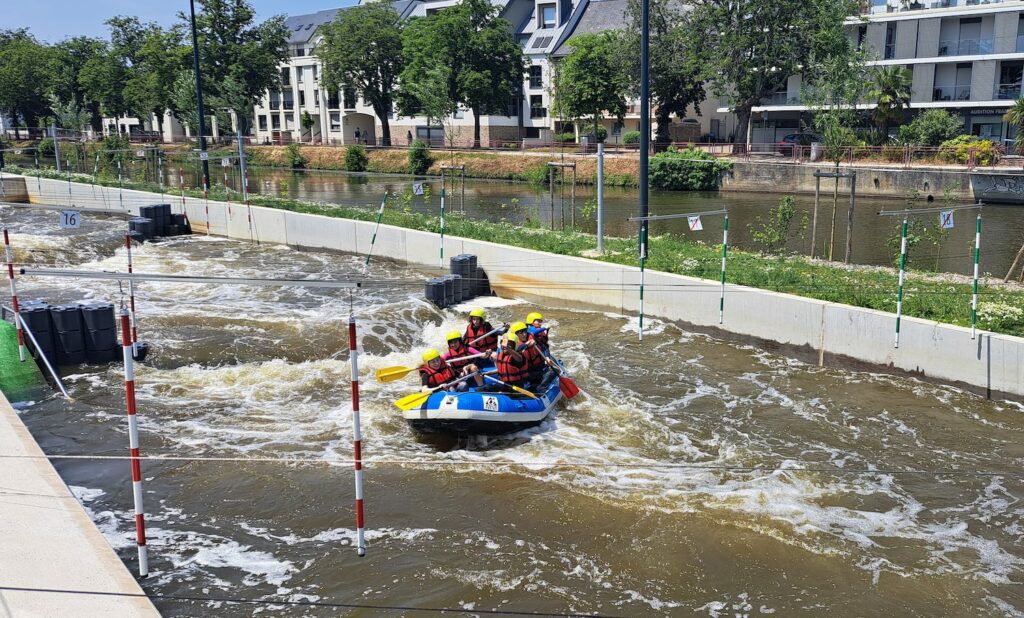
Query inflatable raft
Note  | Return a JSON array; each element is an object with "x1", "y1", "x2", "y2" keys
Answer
[{"x1": 402, "y1": 366, "x2": 563, "y2": 435}]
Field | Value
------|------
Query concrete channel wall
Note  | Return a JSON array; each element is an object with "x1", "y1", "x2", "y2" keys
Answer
[{"x1": 16, "y1": 175, "x2": 1024, "y2": 400}]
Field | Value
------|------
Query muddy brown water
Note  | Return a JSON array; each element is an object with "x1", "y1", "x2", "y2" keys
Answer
[{"x1": 2, "y1": 204, "x2": 1022, "y2": 616}]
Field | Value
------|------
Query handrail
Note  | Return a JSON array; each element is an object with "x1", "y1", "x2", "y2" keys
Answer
[{"x1": 1, "y1": 305, "x2": 71, "y2": 399}]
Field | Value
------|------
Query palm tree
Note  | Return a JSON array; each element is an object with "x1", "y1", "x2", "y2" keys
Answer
[
  {"x1": 868, "y1": 66, "x2": 913, "y2": 141},
  {"x1": 1003, "y1": 98, "x2": 1024, "y2": 154}
]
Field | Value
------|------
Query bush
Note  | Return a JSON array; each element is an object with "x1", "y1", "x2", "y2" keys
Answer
[
  {"x1": 748, "y1": 196, "x2": 807, "y2": 255},
  {"x1": 408, "y1": 138, "x2": 431, "y2": 175},
  {"x1": 897, "y1": 110, "x2": 964, "y2": 147},
  {"x1": 285, "y1": 143, "x2": 307, "y2": 169},
  {"x1": 37, "y1": 137, "x2": 55, "y2": 158},
  {"x1": 978, "y1": 301, "x2": 1024, "y2": 332},
  {"x1": 554, "y1": 132, "x2": 576, "y2": 143},
  {"x1": 344, "y1": 144, "x2": 368, "y2": 172},
  {"x1": 623, "y1": 130, "x2": 641, "y2": 144},
  {"x1": 584, "y1": 125, "x2": 607, "y2": 143},
  {"x1": 938, "y1": 135, "x2": 998, "y2": 166},
  {"x1": 649, "y1": 146, "x2": 731, "y2": 191}
]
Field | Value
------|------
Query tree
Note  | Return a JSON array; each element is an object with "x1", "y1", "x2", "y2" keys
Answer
[
  {"x1": 300, "y1": 110, "x2": 315, "y2": 142},
  {"x1": 401, "y1": 66, "x2": 461, "y2": 152},
  {"x1": 170, "y1": 69, "x2": 200, "y2": 135},
  {"x1": 320, "y1": 3, "x2": 403, "y2": 146},
  {"x1": 79, "y1": 45, "x2": 131, "y2": 125},
  {"x1": 48, "y1": 36, "x2": 108, "y2": 132},
  {"x1": 623, "y1": 0, "x2": 705, "y2": 144},
  {"x1": 120, "y1": 21, "x2": 187, "y2": 135},
  {"x1": 898, "y1": 109, "x2": 964, "y2": 146},
  {"x1": 552, "y1": 32, "x2": 627, "y2": 144},
  {"x1": 182, "y1": 0, "x2": 288, "y2": 134},
  {"x1": 399, "y1": 0, "x2": 524, "y2": 147},
  {"x1": 1004, "y1": 98, "x2": 1024, "y2": 154},
  {"x1": 685, "y1": 0, "x2": 861, "y2": 147},
  {"x1": 0, "y1": 30, "x2": 52, "y2": 138},
  {"x1": 868, "y1": 65, "x2": 912, "y2": 139}
]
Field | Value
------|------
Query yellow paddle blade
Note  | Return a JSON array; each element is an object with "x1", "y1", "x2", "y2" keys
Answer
[
  {"x1": 375, "y1": 365, "x2": 418, "y2": 383},
  {"x1": 511, "y1": 384, "x2": 539, "y2": 399},
  {"x1": 394, "y1": 390, "x2": 433, "y2": 411}
]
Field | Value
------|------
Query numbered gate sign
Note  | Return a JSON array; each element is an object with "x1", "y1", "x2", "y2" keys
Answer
[
  {"x1": 199, "y1": 151, "x2": 209, "y2": 161},
  {"x1": 221, "y1": 158, "x2": 231, "y2": 168},
  {"x1": 939, "y1": 210, "x2": 955, "y2": 229},
  {"x1": 59, "y1": 210, "x2": 81, "y2": 229},
  {"x1": 412, "y1": 182, "x2": 425, "y2": 196},
  {"x1": 687, "y1": 215, "x2": 703, "y2": 231},
  {"x1": 135, "y1": 150, "x2": 145, "y2": 158}
]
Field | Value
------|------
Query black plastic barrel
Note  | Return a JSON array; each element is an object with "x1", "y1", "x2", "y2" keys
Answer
[
  {"x1": 451, "y1": 274, "x2": 465, "y2": 303},
  {"x1": 450, "y1": 254, "x2": 471, "y2": 278},
  {"x1": 50, "y1": 304, "x2": 85, "y2": 365},
  {"x1": 80, "y1": 303, "x2": 115, "y2": 330},
  {"x1": 475, "y1": 267, "x2": 490, "y2": 296},
  {"x1": 132, "y1": 341, "x2": 150, "y2": 362},
  {"x1": 167, "y1": 224, "x2": 181, "y2": 236},
  {"x1": 465, "y1": 254, "x2": 478, "y2": 274},
  {"x1": 80, "y1": 303, "x2": 118, "y2": 363},
  {"x1": 19, "y1": 304, "x2": 55, "y2": 359},
  {"x1": 424, "y1": 278, "x2": 445, "y2": 307},
  {"x1": 171, "y1": 213, "x2": 188, "y2": 228},
  {"x1": 441, "y1": 275, "x2": 455, "y2": 307}
]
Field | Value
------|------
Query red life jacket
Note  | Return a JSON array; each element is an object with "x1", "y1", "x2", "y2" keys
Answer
[
  {"x1": 445, "y1": 342, "x2": 476, "y2": 369},
  {"x1": 495, "y1": 349, "x2": 527, "y2": 385},
  {"x1": 528, "y1": 327, "x2": 549, "y2": 350},
  {"x1": 420, "y1": 362, "x2": 457, "y2": 388},
  {"x1": 519, "y1": 341, "x2": 545, "y2": 371},
  {"x1": 465, "y1": 320, "x2": 497, "y2": 351}
]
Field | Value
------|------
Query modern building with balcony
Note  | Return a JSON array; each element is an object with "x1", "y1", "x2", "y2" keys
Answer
[{"x1": 742, "y1": 0, "x2": 1024, "y2": 146}]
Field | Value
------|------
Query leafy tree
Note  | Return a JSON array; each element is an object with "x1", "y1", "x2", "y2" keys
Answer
[
  {"x1": 0, "y1": 30, "x2": 52, "y2": 138},
  {"x1": 685, "y1": 0, "x2": 860, "y2": 147},
  {"x1": 48, "y1": 37, "x2": 108, "y2": 132},
  {"x1": 320, "y1": 3, "x2": 403, "y2": 146},
  {"x1": 552, "y1": 32, "x2": 627, "y2": 145},
  {"x1": 868, "y1": 65, "x2": 912, "y2": 138},
  {"x1": 182, "y1": 0, "x2": 288, "y2": 134},
  {"x1": 1003, "y1": 98, "x2": 1024, "y2": 154},
  {"x1": 897, "y1": 109, "x2": 964, "y2": 147},
  {"x1": 170, "y1": 69, "x2": 201, "y2": 134},
  {"x1": 749, "y1": 196, "x2": 808, "y2": 255},
  {"x1": 408, "y1": 138, "x2": 432, "y2": 175},
  {"x1": 121, "y1": 21, "x2": 187, "y2": 135},
  {"x1": 400, "y1": 65, "x2": 460, "y2": 149},
  {"x1": 623, "y1": 0, "x2": 705, "y2": 144},
  {"x1": 300, "y1": 110, "x2": 315, "y2": 142},
  {"x1": 344, "y1": 144, "x2": 368, "y2": 172},
  {"x1": 399, "y1": 0, "x2": 524, "y2": 147},
  {"x1": 79, "y1": 45, "x2": 130, "y2": 124}
]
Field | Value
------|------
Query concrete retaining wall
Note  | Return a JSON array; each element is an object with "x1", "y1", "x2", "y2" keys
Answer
[
  {"x1": 19, "y1": 175, "x2": 1024, "y2": 400},
  {"x1": 0, "y1": 174, "x2": 29, "y2": 202}
]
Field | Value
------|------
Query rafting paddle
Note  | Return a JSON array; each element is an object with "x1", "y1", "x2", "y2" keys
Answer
[
  {"x1": 468, "y1": 323, "x2": 508, "y2": 347},
  {"x1": 393, "y1": 370, "x2": 490, "y2": 411},
  {"x1": 539, "y1": 349, "x2": 579, "y2": 400},
  {"x1": 376, "y1": 353, "x2": 489, "y2": 383},
  {"x1": 482, "y1": 375, "x2": 538, "y2": 399}
]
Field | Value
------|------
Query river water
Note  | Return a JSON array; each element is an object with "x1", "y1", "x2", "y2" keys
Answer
[{"x1": 3, "y1": 205, "x2": 1023, "y2": 616}]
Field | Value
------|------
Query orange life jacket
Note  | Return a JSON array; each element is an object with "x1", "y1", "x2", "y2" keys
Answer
[
  {"x1": 465, "y1": 320, "x2": 497, "y2": 351},
  {"x1": 419, "y1": 362, "x2": 457, "y2": 388},
  {"x1": 495, "y1": 349, "x2": 527, "y2": 385},
  {"x1": 519, "y1": 341, "x2": 545, "y2": 371},
  {"x1": 445, "y1": 342, "x2": 477, "y2": 369}
]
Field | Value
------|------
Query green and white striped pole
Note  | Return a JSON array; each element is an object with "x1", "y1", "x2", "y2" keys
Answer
[
  {"x1": 439, "y1": 184, "x2": 446, "y2": 268},
  {"x1": 364, "y1": 192, "x2": 387, "y2": 274},
  {"x1": 971, "y1": 213, "x2": 981, "y2": 340},
  {"x1": 895, "y1": 218, "x2": 908, "y2": 349},
  {"x1": 638, "y1": 226, "x2": 647, "y2": 341},
  {"x1": 719, "y1": 214, "x2": 729, "y2": 324}
]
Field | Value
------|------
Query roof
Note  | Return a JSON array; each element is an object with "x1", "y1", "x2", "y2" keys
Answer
[
  {"x1": 284, "y1": 1, "x2": 421, "y2": 44},
  {"x1": 550, "y1": 0, "x2": 627, "y2": 57}
]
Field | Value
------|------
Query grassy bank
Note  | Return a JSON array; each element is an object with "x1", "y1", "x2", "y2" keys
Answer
[
  {"x1": 9, "y1": 165, "x2": 1024, "y2": 337},
  {"x1": 246, "y1": 145, "x2": 640, "y2": 187}
]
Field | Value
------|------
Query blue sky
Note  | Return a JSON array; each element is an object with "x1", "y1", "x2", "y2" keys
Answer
[{"x1": 7, "y1": 1, "x2": 356, "y2": 43}]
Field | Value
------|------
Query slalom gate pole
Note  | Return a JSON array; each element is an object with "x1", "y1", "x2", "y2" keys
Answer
[
  {"x1": 638, "y1": 227, "x2": 646, "y2": 342},
  {"x1": 348, "y1": 316, "x2": 367, "y2": 556},
  {"x1": 92, "y1": 153, "x2": 99, "y2": 194},
  {"x1": 125, "y1": 235, "x2": 138, "y2": 354},
  {"x1": 178, "y1": 168, "x2": 187, "y2": 213},
  {"x1": 971, "y1": 214, "x2": 981, "y2": 340},
  {"x1": 439, "y1": 184, "x2": 446, "y2": 268},
  {"x1": 117, "y1": 159, "x2": 124, "y2": 210},
  {"x1": 157, "y1": 152, "x2": 165, "y2": 202},
  {"x1": 364, "y1": 192, "x2": 387, "y2": 274},
  {"x1": 720, "y1": 214, "x2": 729, "y2": 325},
  {"x1": 895, "y1": 218, "x2": 908, "y2": 349},
  {"x1": 3, "y1": 229, "x2": 26, "y2": 361},
  {"x1": 65, "y1": 156, "x2": 73, "y2": 206},
  {"x1": 119, "y1": 309, "x2": 149, "y2": 577},
  {"x1": 34, "y1": 152, "x2": 41, "y2": 195}
]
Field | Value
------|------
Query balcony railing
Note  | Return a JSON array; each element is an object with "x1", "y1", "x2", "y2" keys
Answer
[
  {"x1": 530, "y1": 107, "x2": 547, "y2": 119},
  {"x1": 938, "y1": 38, "x2": 993, "y2": 57},
  {"x1": 932, "y1": 85, "x2": 972, "y2": 101},
  {"x1": 996, "y1": 83, "x2": 1022, "y2": 100},
  {"x1": 862, "y1": 0, "x2": 1015, "y2": 14},
  {"x1": 761, "y1": 92, "x2": 800, "y2": 106}
]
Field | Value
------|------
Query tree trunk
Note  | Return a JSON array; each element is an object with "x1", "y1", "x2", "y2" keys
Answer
[
  {"x1": 733, "y1": 105, "x2": 752, "y2": 154},
  {"x1": 654, "y1": 108, "x2": 672, "y2": 145},
  {"x1": 473, "y1": 106, "x2": 481, "y2": 149},
  {"x1": 380, "y1": 115, "x2": 391, "y2": 147},
  {"x1": 593, "y1": 116, "x2": 600, "y2": 151},
  {"x1": 89, "y1": 102, "x2": 102, "y2": 134}
]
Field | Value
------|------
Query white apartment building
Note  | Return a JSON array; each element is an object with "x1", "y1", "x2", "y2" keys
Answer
[
  {"x1": 748, "y1": 0, "x2": 1024, "y2": 146},
  {"x1": 251, "y1": 0, "x2": 723, "y2": 146}
]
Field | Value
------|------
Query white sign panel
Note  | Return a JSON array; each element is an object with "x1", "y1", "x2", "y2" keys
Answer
[
  {"x1": 222, "y1": 158, "x2": 231, "y2": 168},
  {"x1": 135, "y1": 149, "x2": 145, "y2": 158},
  {"x1": 412, "y1": 182, "x2": 425, "y2": 196},
  {"x1": 940, "y1": 210, "x2": 954, "y2": 229},
  {"x1": 688, "y1": 215, "x2": 703, "y2": 231},
  {"x1": 59, "y1": 210, "x2": 81, "y2": 229},
  {"x1": 199, "y1": 151, "x2": 209, "y2": 161}
]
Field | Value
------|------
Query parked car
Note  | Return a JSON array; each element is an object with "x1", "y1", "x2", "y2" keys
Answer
[{"x1": 777, "y1": 132, "x2": 823, "y2": 155}]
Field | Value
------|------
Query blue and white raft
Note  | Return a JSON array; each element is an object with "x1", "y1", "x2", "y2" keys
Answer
[{"x1": 403, "y1": 366, "x2": 564, "y2": 435}]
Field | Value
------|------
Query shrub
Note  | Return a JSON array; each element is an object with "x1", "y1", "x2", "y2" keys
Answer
[
  {"x1": 649, "y1": 146, "x2": 731, "y2": 191},
  {"x1": 748, "y1": 195, "x2": 807, "y2": 255},
  {"x1": 897, "y1": 110, "x2": 964, "y2": 147},
  {"x1": 286, "y1": 142, "x2": 307, "y2": 169},
  {"x1": 623, "y1": 130, "x2": 641, "y2": 144},
  {"x1": 344, "y1": 144, "x2": 368, "y2": 172},
  {"x1": 938, "y1": 135, "x2": 998, "y2": 166},
  {"x1": 978, "y1": 301, "x2": 1024, "y2": 332},
  {"x1": 408, "y1": 138, "x2": 431, "y2": 175},
  {"x1": 584, "y1": 125, "x2": 607, "y2": 143},
  {"x1": 37, "y1": 137, "x2": 55, "y2": 158},
  {"x1": 554, "y1": 132, "x2": 576, "y2": 143}
]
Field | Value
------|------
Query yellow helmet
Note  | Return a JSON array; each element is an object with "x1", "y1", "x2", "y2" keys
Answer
[
  {"x1": 445, "y1": 330, "x2": 463, "y2": 343},
  {"x1": 422, "y1": 348, "x2": 441, "y2": 362},
  {"x1": 469, "y1": 308, "x2": 486, "y2": 319},
  {"x1": 510, "y1": 321, "x2": 528, "y2": 337},
  {"x1": 504, "y1": 335, "x2": 518, "y2": 348},
  {"x1": 526, "y1": 312, "x2": 543, "y2": 324}
]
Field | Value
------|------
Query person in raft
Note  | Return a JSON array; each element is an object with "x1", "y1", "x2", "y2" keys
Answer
[
  {"x1": 464, "y1": 308, "x2": 505, "y2": 353},
  {"x1": 491, "y1": 334, "x2": 528, "y2": 391},
  {"x1": 510, "y1": 321, "x2": 552, "y2": 388},
  {"x1": 441, "y1": 330, "x2": 485, "y2": 387},
  {"x1": 419, "y1": 348, "x2": 461, "y2": 392},
  {"x1": 525, "y1": 312, "x2": 549, "y2": 353}
]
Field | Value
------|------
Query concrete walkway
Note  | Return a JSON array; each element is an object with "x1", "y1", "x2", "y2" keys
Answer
[{"x1": 0, "y1": 391, "x2": 159, "y2": 617}]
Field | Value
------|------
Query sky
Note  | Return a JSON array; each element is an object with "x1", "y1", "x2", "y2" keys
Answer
[{"x1": 7, "y1": 1, "x2": 356, "y2": 43}]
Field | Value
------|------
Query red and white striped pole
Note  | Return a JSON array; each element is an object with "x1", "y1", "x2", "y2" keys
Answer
[
  {"x1": 120, "y1": 309, "x2": 149, "y2": 577},
  {"x1": 348, "y1": 315, "x2": 366, "y2": 556},
  {"x1": 3, "y1": 229, "x2": 26, "y2": 361},
  {"x1": 125, "y1": 235, "x2": 138, "y2": 355}
]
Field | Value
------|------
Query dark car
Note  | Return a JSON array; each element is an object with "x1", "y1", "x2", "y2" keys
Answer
[{"x1": 777, "y1": 132, "x2": 822, "y2": 155}]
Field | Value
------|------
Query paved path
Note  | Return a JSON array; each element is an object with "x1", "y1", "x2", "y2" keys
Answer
[{"x1": 0, "y1": 391, "x2": 159, "y2": 617}]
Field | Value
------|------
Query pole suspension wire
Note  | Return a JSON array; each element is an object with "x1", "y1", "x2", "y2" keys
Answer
[
  {"x1": 19, "y1": 268, "x2": 365, "y2": 290},
  {"x1": 878, "y1": 202, "x2": 984, "y2": 216},
  {"x1": 628, "y1": 209, "x2": 729, "y2": 222}
]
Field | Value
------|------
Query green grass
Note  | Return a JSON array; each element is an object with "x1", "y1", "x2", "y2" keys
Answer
[
  {"x1": 0, "y1": 321, "x2": 46, "y2": 402},
  {"x1": 9, "y1": 165, "x2": 1024, "y2": 338}
]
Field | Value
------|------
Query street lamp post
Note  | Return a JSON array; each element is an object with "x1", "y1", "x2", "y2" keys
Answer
[{"x1": 189, "y1": 0, "x2": 210, "y2": 192}]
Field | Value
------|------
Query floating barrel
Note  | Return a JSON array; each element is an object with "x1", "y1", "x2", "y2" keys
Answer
[
  {"x1": 465, "y1": 254, "x2": 478, "y2": 274},
  {"x1": 167, "y1": 224, "x2": 181, "y2": 236},
  {"x1": 129, "y1": 217, "x2": 154, "y2": 240},
  {"x1": 450, "y1": 254, "x2": 472, "y2": 278},
  {"x1": 171, "y1": 213, "x2": 189, "y2": 233},
  {"x1": 50, "y1": 304, "x2": 85, "y2": 365},
  {"x1": 132, "y1": 341, "x2": 150, "y2": 363},
  {"x1": 441, "y1": 275, "x2": 455, "y2": 307},
  {"x1": 80, "y1": 302, "x2": 115, "y2": 330},
  {"x1": 19, "y1": 304, "x2": 55, "y2": 359},
  {"x1": 425, "y1": 277, "x2": 445, "y2": 307},
  {"x1": 451, "y1": 274, "x2": 465, "y2": 303},
  {"x1": 475, "y1": 267, "x2": 490, "y2": 296},
  {"x1": 80, "y1": 302, "x2": 118, "y2": 364}
]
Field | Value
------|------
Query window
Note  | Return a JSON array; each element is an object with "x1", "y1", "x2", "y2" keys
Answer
[
  {"x1": 530, "y1": 94, "x2": 546, "y2": 118},
  {"x1": 343, "y1": 87, "x2": 357, "y2": 109},
  {"x1": 856, "y1": 25, "x2": 867, "y2": 51},
  {"x1": 328, "y1": 90, "x2": 340, "y2": 109},
  {"x1": 314, "y1": 90, "x2": 320, "y2": 106},
  {"x1": 523, "y1": 127, "x2": 540, "y2": 139},
  {"x1": 611, "y1": 122, "x2": 623, "y2": 136},
  {"x1": 539, "y1": 4, "x2": 556, "y2": 28},
  {"x1": 271, "y1": 115, "x2": 281, "y2": 130},
  {"x1": 299, "y1": 91, "x2": 306, "y2": 107},
  {"x1": 884, "y1": 23, "x2": 896, "y2": 60},
  {"x1": 312, "y1": 65, "x2": 319, "y2": 82},
  {"x1": 258, "y1": 115, "x2": 268, "y2": 131},
  {"x1": 297, "y1": 67, "x2": 304, "y2": 83},
  {"x1": 529, "y1": 65, "x2": 543, "y2": 89},
  {"x1": 270, "y1": 92, "x2": 281, "y2": 111},
  {"x1": 285, "y1": 114, "x2": 295, "y2": 130},
  {"x1": 281, "y1": 68, "x2": 291, "y2": 86},
  {"x1": 330, "y1": 112, "x2": 341, "y2": 132}
]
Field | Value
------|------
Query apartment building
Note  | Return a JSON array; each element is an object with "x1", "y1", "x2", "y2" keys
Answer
[{"x1": 748, "y1": 0, "x2": 1024, "y2": 146}]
